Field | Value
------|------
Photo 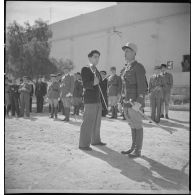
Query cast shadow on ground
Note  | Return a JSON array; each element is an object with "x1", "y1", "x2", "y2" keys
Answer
[
  {"x1": 159, "y1": 119, "x2": 189, "y2": 131},
  {"x1": 168, "y1": 118, "x2": 190, "y2": 125},
  {"x1": 84, "y1": 146, "x2": 189, "y2": 191},
  {"x1": 143, "y1": 122, "x2": 177, "y2": 134}
]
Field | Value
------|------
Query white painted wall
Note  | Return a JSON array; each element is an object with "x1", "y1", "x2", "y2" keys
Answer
[{"x1": 49, "y1": 3, "x2": 190, "y2": 86}]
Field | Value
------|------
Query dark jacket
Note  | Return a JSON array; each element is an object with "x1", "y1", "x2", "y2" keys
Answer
[
  {"x1": 10, "y1": 84, "x2": 20, "y2": 98},
  {"x1": 35, "y1": 82, "x2": 46, "y2": 97},
  {"x1": 121, "y1": 60, "x2": 147, "y2": 106},
  {"x1": 81, "y1": 65, "x2": 102, "y2": 104}
]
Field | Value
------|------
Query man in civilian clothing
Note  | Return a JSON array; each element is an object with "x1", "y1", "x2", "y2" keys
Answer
[
  {"x1": 18, "y1": 76, "x2": 31, "y2": 117},
  {"x1": 35, "y1": 76, "x2": 45, "y2": 113},
  {"x1": 60, "y1": 64, "x2": 74, "y2": 122},
  {"x1": 107, "y1": 67, "x2": 122, "y2": 119},
  {"x1": 99, "y1": 70, "x2": 108, "y2": 117},
  {"x1": 79, "y1": 50, "x2": 106, "y2": 151},
  {"x1": 160, "y1": 64, "x2": 173, "y2": 119},
  {"x1": 72, "y1": 72, "x2": 83, "y2": 116}
]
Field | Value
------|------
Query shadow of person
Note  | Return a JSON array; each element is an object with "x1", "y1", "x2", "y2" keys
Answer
[
  {"x1": 167, "y1": 118, "x2": 190, "y2": 124},
  {"x1": 83, "y1": 146, "x2": 188, "y2": 191},
  {"x1": 141, "y1": 156, "x2": 189, "y2": 189},
  {"x1": 160, "y1": 120, "x2": 189, "y2": 131},
  {"x1": 143, "y1": 122, "x2": 177, "y2": 134}
]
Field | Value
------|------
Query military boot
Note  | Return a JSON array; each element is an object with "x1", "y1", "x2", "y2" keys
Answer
[
  {"x1": 121, "y1": 128, "x2": 136, "y2": 154},
  {"x1": 128, "y1": 128, "x2": 143, "y2": 158}
]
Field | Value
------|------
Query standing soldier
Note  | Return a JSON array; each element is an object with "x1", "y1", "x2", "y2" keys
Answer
[
  {"x1": 47, "y1": 74, "x2": 60, "y2": 119},
  {"x1": 99, "y1": 70, "x2": 108, "y2": 117},
  {"x1": 149, "y1": 66, "x2": 164, "y2": 123},
  {"x1": 120, "y1": 43, "x2": 147, "y2": 158},
  {"x1": 10, "y1": 79, "x2": 20, "y2": 117},
  {"x1": 72, "y1": 72, "x2": 83, "y2": 116},
  {"x1": 107, "y1": 67, "x2": 122, "y2": 119},
  {"x1": 35, "y1": 76, "x2": 45, "y2": 113},
  {"x1": 56, "y1": 73, "x2": 64, "y2": 114},
  {"x1": 18, "y1": 76, "x2": 31, "y2": 118},
  {"x1": 60, "y1": 63, "x2": 74, "y2": 122},
  {"x1": 5, "y1": 76, "x2": 12, "y2": 117},
  {"x1": 160, "y1": 64, "x2": 173, "y2": 119},
  {"x1": 29, "y1": 79, "x2": 34, "y2": 113}
]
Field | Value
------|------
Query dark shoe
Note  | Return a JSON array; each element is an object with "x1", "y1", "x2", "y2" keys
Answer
[
  {"x1": 79, "y1": 146, "x2": 92, "y2": 151},
  {"x1": 128, "y1": 151, "x2": 141, "y2": 158},
  {"x1": 55, "y1": 115, "x2": 57, "y2": 119},
  {"x1": 160, "y1": 114, "x2": 164, "y2": 118},
  {"x1": 50, "y1": 115, "x2": 54, "y2": 118},
  {"x1": 165, "y1": 114, "x2": 169, "y2": 119},
  {"x1": 109, "y1": 116, "x2": 115, "y2": 119},
  {"x1": 121, "y1": 148, "x2": 134, "y2": 154},
  {"x1": 91, "y1": 142, "x2": 106, "y2": 146},
  {"x1": 61, "y1": 118, "x2": 67, "y2": 121}
]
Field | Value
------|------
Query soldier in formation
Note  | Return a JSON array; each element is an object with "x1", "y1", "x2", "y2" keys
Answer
[
  {"x1": 107, "y1": 67, "x2": 122, "y2": 119},
  {"x1": 149, "y1": 66, "x2": 164, "y2": 123},
  {"x1": 47, "y1": 74, "x2": 60, "y2": 119}
]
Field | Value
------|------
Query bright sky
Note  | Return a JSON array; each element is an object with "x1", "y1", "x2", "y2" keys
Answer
[{"x1": 6, "y1": 1, "x2": 117, "y2": 26}]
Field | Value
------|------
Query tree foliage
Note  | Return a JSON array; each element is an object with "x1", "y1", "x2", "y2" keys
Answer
[{"x1": 6, "y1": 19, "x2": 58, "y2": 79}]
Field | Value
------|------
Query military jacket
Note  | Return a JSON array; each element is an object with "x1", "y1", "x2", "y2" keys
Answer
[
  {"x1": 149, "y1": 74, "x2": 164, "y2": 94},
  {"x1": 18, "y1": 82, "x2": 31, "y2": 94},
  {"x1": 161, "y1": 72, "x2": 173, "y2": 93},
  {"x1": 47, "y1": 81, "x2": 60, "y2": 99},
  {"x1": 107, "y1": 74, "x2": 122, "y2": 96},
  {"x1": 121, "y1": 60, "x2": 147, "y2": 106},
  {"x1": 60, "y1": 74, "x2": 75, "y2": 97}
]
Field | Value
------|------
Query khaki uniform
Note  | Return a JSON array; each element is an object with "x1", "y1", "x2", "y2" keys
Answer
[
  {"x1": 47, "y1": 81, "x2": 60, "y2": 117},
  {"x1": 60, "y1": 74, "x2": 74, "y2": 120},
  {"x1": 160, "y1": 72, "x2": 173, "y2": 115},
  {"x1": 107, "y1": 74, "x2": 122, "y2": 118},
  {"x1": 121, "y1": 60, "x2": 147, "y2": 154},
  {"x1": 149, "y1": 74, "x2": 164, "y2": 123},
  {"x1": 18, "y1": 82, "x2": 31, "y2": 117}
]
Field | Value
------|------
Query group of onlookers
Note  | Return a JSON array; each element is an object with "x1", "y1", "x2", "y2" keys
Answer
[{"x1": 5, "y1": 62, "x2": 173, "y2": 123}]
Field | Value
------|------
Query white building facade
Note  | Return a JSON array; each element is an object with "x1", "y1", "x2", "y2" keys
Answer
[{"x1": 49, "y1": 3, "x2": 190, "y2": 92}]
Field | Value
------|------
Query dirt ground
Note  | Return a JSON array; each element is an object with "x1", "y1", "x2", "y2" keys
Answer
[{"x1": 5, "y1": 106, "x2": 190, "y2": 194}]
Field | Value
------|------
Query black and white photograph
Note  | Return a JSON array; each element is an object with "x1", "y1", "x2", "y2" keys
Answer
[{"x1": 4, "y1": 1, "x2": 190, "y2": 194}]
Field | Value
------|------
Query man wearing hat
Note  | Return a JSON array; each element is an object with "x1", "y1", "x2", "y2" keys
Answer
[
  {"x1": 99, "y1": 70, "x2": 108, "y2": 117},
  {"x1": 149, "y1": 66, "x2": 165, "y2": 123},
  {"x1": 120, "y1": 43, "x2": 148, "y2": 158},
  {"x1": 160, "y1": 64, "x2": 173, "y2": 119},
  {"x1": 60, "y1": 62, "x2": 74, "y2": 122},
  {"x1": 47, "y1": 74, "x2": 60, "y2": 119},
  {"x1": 107, "y1": 66, "x2": 122, "y2": 119},
  {"x1": 18, "y1": 76, "x2": 31, "y2": 117}
]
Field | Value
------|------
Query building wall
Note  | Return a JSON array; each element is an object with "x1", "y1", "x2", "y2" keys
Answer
[{"x1": 49, "y1": 3, "x2": 190, "y2": 87}]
